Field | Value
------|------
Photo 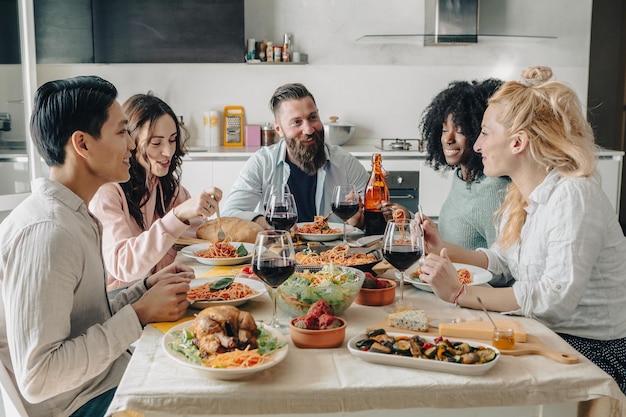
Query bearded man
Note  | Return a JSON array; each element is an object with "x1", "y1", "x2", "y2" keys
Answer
[{"x1": 222, "y1": 83, "x2": 369, "y2": 229}]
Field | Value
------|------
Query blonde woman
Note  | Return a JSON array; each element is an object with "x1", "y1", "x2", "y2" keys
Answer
[{"x1": 419, "y1": 66, "x2": 626, "y2": 393}]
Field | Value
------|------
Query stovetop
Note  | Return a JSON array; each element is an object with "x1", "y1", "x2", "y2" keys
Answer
[{"x1": 375, "y1": 138, "x2": 425, "y2": 152}]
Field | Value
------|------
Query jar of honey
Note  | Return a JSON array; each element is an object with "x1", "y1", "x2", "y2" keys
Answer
[{"x1": 492, "y1": 328, "x2": 515, "y2": 350}]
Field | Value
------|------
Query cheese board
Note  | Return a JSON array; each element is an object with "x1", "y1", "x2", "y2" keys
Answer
[{"x1": 366, "y1": 319, "x2": 578, "y2": 364}]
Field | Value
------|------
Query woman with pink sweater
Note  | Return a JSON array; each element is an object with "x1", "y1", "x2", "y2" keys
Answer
[{"x1": 90, "y1": 94, "x2": 221, "y2": 291}]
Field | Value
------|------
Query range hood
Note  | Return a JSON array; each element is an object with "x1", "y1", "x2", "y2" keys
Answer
[{"x1": 424, "y1": 0, "x2": 479, "y2": 45}]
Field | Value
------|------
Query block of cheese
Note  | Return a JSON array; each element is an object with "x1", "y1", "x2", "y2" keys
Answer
[
  {"x1": 438, "y1": 320, "x2": 526, "y2": 342},
  {"x1": 387, "y1": 310, "x2": 429, "y2": 332}
]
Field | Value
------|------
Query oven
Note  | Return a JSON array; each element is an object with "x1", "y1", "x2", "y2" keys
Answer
[{"x1": 386, "y1": 171, "x2": 419, "y2": 214}]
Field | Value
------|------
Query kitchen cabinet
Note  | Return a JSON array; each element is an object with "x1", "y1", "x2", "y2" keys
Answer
[{"x1": 31, "y1": 0, "x2": 244, "y2": 63}]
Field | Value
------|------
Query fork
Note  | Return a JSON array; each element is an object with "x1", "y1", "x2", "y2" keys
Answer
[{"x1": 213, "y1": 197, "x2": 225, "y2": 242}]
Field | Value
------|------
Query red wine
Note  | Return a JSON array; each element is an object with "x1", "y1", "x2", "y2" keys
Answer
[
  {"x1": 266, "y1": 214, "x2": 297, "y2": 231},
  {"x1": 364, "y1": 210, "x2": 386, "y2": 236},
  {"x1": 253, "y1": 258, "x2": 296, "y2": 288},
  {"x1": 332, "y1": 202, "x2": 359, "y2": 221},
  {"x1": 383, "y1": 247, "x2": 422, "y2": 271}
]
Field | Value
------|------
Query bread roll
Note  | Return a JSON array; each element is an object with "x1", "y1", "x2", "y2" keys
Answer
[{"x1": 196, "y1": 217, "x2": 264, "y2": 243}]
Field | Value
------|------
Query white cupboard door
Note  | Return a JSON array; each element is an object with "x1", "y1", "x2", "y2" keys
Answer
[
  {"x1": 210, "y1": 159, "x2": 248, "y2": 201},
  {"x1": 418, "y1": 160, "x2": 452, "y2": 219},
  {"x1": 180, "y1": 159, "x2": 213, "y2": 197}
]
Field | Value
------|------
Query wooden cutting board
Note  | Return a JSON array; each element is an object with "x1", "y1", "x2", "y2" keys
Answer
[{"x1": 366, "y1": 320, "x2": 578, "y2": 364}]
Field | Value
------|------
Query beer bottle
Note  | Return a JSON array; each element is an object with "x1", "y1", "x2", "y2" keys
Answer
[{"x1": 364, "y1": 153, "x2": 389, "y2": 236}]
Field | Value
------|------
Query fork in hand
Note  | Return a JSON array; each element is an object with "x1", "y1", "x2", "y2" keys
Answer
[{"x1": 212, "y1": 195, "x2": 225, "y2": 242}]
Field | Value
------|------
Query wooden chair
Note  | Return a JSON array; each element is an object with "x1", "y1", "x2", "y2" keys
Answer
[{"x1": 0, "y1": 362, "x2": 29, "y2": 417}]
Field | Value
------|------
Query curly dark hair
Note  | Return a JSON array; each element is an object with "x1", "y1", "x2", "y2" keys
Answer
[
  {"x1": 419, "y1": 78, "x2": 503, "y2": 183},
  {"x1": 120, "y1": 93, "x2": 189, "y2": 229}
]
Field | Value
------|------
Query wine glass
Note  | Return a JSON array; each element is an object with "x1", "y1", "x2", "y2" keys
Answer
[
  {"x1": 264, "y1": 192, "x2": 298, "y2": 232},
  {"x1": 331, "y1": 184, "x2": 360, "y2": 244},
  {"x1": 251, "y1": 230, "x2": 296, "y2": 330},
  {"x1": 382, "y1": 218, "x2": 424, "y2": 312}
]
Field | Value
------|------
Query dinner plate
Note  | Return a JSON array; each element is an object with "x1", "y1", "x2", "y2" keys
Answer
[
  {"x1": 347, "y1": 332, "x2": 500, "y2": 376},
  {"x1": 296, "y1": 222, "x2": 360, "y2": 242},
  {"x1": 404, "y1": 263, "x2": 492, "y2": 293},
  {"x1": 180, "y1": 242, "x2": 253, "y2": 265},
  {"x1": 355, "y1": 235, "x2": 383, "y2": 247},
  {"x1": 162, "y1": 322, "x2": 288, "y2": 380},
  {"x1": 187, "y1": 277, "x2": 268, "y2": 309}
]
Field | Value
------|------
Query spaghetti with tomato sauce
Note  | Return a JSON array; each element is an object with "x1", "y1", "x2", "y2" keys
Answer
[
  {"x1": 188, "y1": 281, "x2": 258, "y2": 301},
  {"x1": 194, "y1": 240, "x2": 239, "y2": 258}
]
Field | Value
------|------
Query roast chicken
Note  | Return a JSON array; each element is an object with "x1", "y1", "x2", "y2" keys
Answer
[{"x1": 190, "y1": 306, "x2": 258, "y2": 357}]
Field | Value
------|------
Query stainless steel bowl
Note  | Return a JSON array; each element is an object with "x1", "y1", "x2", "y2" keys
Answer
[{"x1": 323, "y1": 116, "x2": 355, "y2": 146}]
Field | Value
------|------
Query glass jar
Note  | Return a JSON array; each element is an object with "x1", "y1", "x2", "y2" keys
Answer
[{"x1": 262, "y1": 123, "x2": 276, "y2": 146}]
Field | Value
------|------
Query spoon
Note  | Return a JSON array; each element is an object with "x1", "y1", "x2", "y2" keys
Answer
[{"x1": 476, "y1": 296, "x2": 498, "y2": 331}]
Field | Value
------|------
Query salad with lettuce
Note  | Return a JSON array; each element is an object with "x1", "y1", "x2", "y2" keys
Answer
[{"x1": 276, "y1": 264, "x2": 364, "y2": 316}]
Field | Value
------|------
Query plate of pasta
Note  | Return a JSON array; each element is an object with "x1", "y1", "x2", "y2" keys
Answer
[
  {"x1": 187, "y1": 277, "x2": 267, "y2": 308},
  {"x1": 163, "y1": 321, "x2": 288, "y2": 380},
  {"x1": 180, "y1": 241, "x2": 254, "y2": 265},
  {"x1": 296, "y1": 222, "x2": 359, "y2": 242},
  {"x1": 404, "y1": 263, "x2": 492, "y2": 293}
]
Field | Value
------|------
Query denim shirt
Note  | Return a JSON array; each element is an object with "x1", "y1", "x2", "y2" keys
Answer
[{"x1": 222, "y1": 139, "x2": 370, "y2": 222}]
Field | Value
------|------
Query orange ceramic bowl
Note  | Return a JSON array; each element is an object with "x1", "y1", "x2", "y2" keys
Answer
[
  {"x1": 289, "y1": 317, "x2": 347, "y2": 348},
  {"x1": 355, "y1": 279, "x2": 396, "y2": 306}
]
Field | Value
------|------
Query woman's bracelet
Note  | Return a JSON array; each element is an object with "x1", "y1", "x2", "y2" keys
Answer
[{"x1": 453, "y1": 284, "x2": 466, "y2": 306}]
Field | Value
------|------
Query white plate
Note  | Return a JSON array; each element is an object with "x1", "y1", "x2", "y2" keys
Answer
[
  {"x1": 187, "y1": 277, "x2": 268, "y2": 308},
  {"x1": 347, "y1": 332, "x2": 500, "y2": 376},
  {"x1": 296, "y1": 222, "x2": 360, "y2": 242},
  {"x1": 355, "y1": 235, "x2": 383, "y2": 247},
  {"x1": 404, "y1": 263, "x2": 492, "y2": 293},
  {"x1": 162, "y1": 322, "x2": 288, "y2": 380},
  {"x1": 180, "y1": 242, "x2": 253, "y2": 265}
]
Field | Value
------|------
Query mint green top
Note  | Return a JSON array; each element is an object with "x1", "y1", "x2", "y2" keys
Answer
[{"x1": 438, "y1": 171, "x2": 510, "y2": 250}]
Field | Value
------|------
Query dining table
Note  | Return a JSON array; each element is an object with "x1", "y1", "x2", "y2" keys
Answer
[{"x1": 106, "y1": 246, "x2": 626, "y2": 417}]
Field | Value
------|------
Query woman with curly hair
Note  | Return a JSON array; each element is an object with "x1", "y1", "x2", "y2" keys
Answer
[
  {"x1": 90, "y1": 93, "x2": 222, "y2": 291},
  {"x1": 419, "y1": 66, "x2": 626, "y2": 394},
  {"x1": 384, "y1": 79, "x2": 509, "y2": 250}
]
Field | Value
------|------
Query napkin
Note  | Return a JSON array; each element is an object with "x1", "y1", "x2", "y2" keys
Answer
[
  {"x1": 197, "y1": 266, "x2": 236, "y2": 278},
  {"x1": 150, "y1": 317, "x2": 194, "y2": 334}
]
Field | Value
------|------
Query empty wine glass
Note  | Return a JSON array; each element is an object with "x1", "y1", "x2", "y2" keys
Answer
[
  {"x1": 265, "y1": 192, "x2": 298, "y2": 232},
  {"x1": 382, "y1": 218, "x2": 423, "y2": 312},
  {"x1": 331, "y1": 184, "x2": 360, "y2": 244},
  {"x1": 251, "y1": 230, "x2": 296, "y2": 330}
]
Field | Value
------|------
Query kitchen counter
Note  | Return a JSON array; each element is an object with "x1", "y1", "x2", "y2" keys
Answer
[
  {"x1": 184, "y1": 145, "x2": 427, "y2": 160},
  {"x1": 184, "y1": 144, "x2": 623, "y2": 160}
]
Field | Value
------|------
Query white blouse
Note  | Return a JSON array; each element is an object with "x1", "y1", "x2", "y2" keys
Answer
[{"x1": 480, "y1": 170, "x2": 626, "y2": 340}]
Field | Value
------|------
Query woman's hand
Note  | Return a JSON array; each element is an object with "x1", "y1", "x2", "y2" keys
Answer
[
  {"x1": 418, "y1": 248, "x2": 462, "y2": 303},
  {"x1": 173, "y1": 187, "x2": 223, "y2": 222},
  {"x1": 421, "y1": 216, "x2": 444, "y2": 255}
]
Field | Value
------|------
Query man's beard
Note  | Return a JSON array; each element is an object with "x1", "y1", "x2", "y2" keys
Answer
[{"x1": 285, "y1": 129, "x2": 326, "y2": 175}]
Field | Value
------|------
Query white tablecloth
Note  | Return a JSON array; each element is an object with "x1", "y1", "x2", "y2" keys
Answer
[{"x1": 106, "y1": 255, "x2": 626, "y2": 417}]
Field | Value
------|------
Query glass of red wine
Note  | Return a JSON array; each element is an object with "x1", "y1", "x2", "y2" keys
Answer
[
  {"x1": 331, "y1": 184, "x2": 360, "y2": 244},
  {"x1": 264, "y1": 192, "x2": 298, "y2": 232},
  {"x1": 251, "y1": 230, "x2": 296, "y2": 330},
  {"x1": 382, "y1": 218, "x2": 423, "y2": 311}
]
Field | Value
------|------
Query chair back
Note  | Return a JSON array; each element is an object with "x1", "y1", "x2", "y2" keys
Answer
[{"x1": 0, "y1": 362, "x2": 29, "y2": 417}]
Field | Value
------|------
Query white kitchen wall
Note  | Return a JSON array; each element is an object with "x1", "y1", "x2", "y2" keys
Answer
[{"x1": 4, "y1": 0, "x2": 592, "y2": 149}]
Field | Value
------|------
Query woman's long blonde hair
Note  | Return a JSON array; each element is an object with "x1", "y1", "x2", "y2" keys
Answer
[{"x1": 492, "y1": 66, "x2": 599, "y2": 249}]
